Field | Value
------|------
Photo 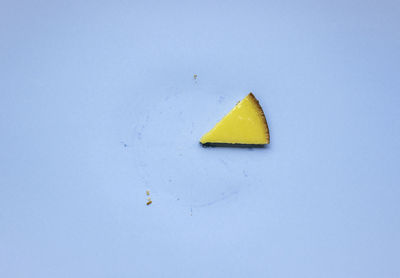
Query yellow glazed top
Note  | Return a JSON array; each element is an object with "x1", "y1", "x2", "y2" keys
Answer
[{"x1": 200, "y1": 93, "x2": 270, "y2": 145}]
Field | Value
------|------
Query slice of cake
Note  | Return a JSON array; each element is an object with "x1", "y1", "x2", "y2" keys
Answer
[{"x1": 200, "y1": 93, "x2": 270, "y2": 146}]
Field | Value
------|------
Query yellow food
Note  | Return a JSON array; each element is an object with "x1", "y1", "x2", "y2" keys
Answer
[{"x1": 200, "y1": 93, "x2": 270, "y2": 145}]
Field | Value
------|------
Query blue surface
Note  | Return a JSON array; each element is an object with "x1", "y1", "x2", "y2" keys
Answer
[{"x1": 1, "y1": 0, "x2": 400, "y2": 277}]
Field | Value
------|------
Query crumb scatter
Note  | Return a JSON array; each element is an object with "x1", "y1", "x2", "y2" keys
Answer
[{"x1": 146, "y1": 190, "x2": 152, "y2": 205}]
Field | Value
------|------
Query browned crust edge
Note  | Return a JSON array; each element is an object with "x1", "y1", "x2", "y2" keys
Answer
[
  {"x1": 247, "y1": 92, "x2": 270, "y2": 144},
  {"x1": 201, "y1": 142, "x2": 267, "y2": 148}
]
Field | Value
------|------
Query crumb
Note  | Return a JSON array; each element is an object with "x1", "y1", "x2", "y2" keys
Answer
[
  {"x1": 146, "y1": 190, "x2": 150, "y2": 196},
  {"x1": 193, "y1": 74, "x2": 198, "y2": 80}
]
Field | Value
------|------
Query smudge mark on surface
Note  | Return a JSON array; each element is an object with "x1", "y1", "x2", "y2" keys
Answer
[
  {"x1": 193, "y1": 191, "x2": 239, "y2": 208},
  {"x1": 190, "y1": 122, "x2": 194, "y2": 134},
  {"x1": 134, "y1": 124, "x2": 146, "y2": 140},
  {"x1": 243, "y1": 170, "x2": 248, "y2": 177}
]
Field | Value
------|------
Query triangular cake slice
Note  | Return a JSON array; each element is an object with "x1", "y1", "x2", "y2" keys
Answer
[{"x1": 200, "y1": 93, "x2": 270, "y2": 145}]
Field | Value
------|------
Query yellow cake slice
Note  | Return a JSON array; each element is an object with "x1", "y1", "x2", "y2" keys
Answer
[{"x1": 200, "y1": 93, "x2": 270, "y2": 145}]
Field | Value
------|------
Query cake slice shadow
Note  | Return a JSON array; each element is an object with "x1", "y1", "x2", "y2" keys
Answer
[{"x1": 200, "y1": 142, "x2": 268, "y2": 148}]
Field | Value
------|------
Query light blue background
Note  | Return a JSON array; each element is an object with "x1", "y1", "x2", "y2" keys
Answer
[{"x1": 1, "y1": 0, "x2": 400, "y2": 277}]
